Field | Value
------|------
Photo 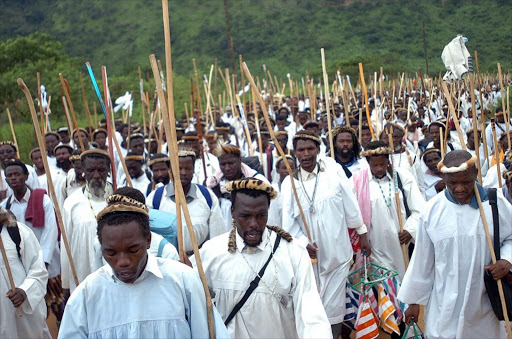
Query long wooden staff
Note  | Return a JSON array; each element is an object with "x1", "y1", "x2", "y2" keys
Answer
[
  {"x1": 498, "y1": 63, "x2": 511, "y2": 149},
  {"x1": 59, "y1": 74, "x2": 85, "y2": 151},
  {"x1": 242, "y1": 62, "x2": 317, "y2": 265},
  {"x1": 0, "y1": 226, "x2": 22, "y2": 317},
  {"x1": 194, "y1": 109, "x2": 208, "y2": 184},
  {"x1": 79, "y1": 72, "x2": 94, "y2": 129},
  {"x1": 359, "y1": 63, "x2": 375, "y2": 140},
  {"x1": 441, "y1": 82, "x2": 465, "y2": 147},
  {"x1": 156, "y1": 2, "x2": 215, "y2": 336},
  {"x1": 101, "y1": 66, "x2": 118, "y2": 190},
  {"x1": 474, "y1": 51, "x2": 490, "y2": 168},
  {"x1": 491, "y1": 119, "x2": 503, "y2": 188},
  {"x1": 474, "y1": 184, "x2": 512, "y2": 338},
  {"x1": 321, "y1": 49, "x2": 335, "y2": 158},
  {"x1": 5, "y1": 108, "x2": 20, "y2": 159},
  {"x1": 18, "y1": 78, "x2": 79, "y2": 287},
  {"x1": 387, "y1": 128, "x2": 409, "y2": 268},
  {"x1": 469, "y1": 74, "x2": 483, "y2": 184},
  {"x1": 192, "y1": 59, "x2": 203, "y2": 116}
]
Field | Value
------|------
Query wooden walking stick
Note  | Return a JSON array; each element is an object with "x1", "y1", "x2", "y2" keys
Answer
[
  {"x1": 5, "y1": 108, "x2": 20, "y2": 159},
  {"x1": 474, "y1": 184, "x2": 512, "y2": 338},
  {"x1": 387, "y1": 128, "x2": 409, "y2": 268},
  {"x1": 59, "y1": 74, "x2": 85, "y2": 151},
  {"x1": 469, "y1": 74, "x2": 483, "y2": 184},
  {"x1": 79, "y1": 72, "x2": 95, "y2": 129},
  {"x1": 359, "y1": 63, "x2": 375, "y2": 140},
  {"x1": 101, "y1": 66, "x2": 118, "y2": 190},
  {"x1": 156, "y1": 2, "x2": 215, "y2": 337},
  {"x1": 321, "y1": 48, "x2": 335, "y2": 158},
  {"x1": 474, "y1": 51, "x2": 490, "y2": 168},
  {"x1": 194, "y1": 109, "x2": 208, "y2": 185},
  {"x1": 18, "y1": 78, "x2": 80, "y2": 287},
  {"x1": 192, "y1": 59, "x2": 203, "y2": 116},
  {"x1": 441, "y1": 82, "x2": 466, "y2": 147},
  {"x1": 0, "y1": 222, "x2": 22, "y2": 317},
  {"x1": 498, "y1": 63, "x2": 511, "y2": 150},
  {"x1": 491, "y1": 119, "x2": 503, "y2": 188},
  {"x1": 242, "y1": 62, "x2": 318, "y2": 265}
]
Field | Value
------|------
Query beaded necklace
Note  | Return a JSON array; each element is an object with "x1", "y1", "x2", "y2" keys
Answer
[
  {"x1": 375, "y1": 176, "x2": 392, "y2": 208},
  {"x1": 240, "y1": 231, "x2": 279, "y2": 297},
  {"x1": 299, "y1": 164, "x2": 320, "y2": 214}
]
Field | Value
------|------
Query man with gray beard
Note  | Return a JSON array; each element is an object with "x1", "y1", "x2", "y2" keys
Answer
[{"x1": 61, "y1": 150, "x2": 113, "y2": 294}]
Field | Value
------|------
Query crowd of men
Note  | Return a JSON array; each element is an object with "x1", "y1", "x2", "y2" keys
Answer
[{"x1": 1, "y1": 79, "x2": 512, "y2": 339}]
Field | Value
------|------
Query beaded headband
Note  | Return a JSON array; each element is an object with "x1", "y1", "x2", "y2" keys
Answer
[
  {"x1": 293, "y1": 132, "x2": 322, "y2": 145},
  {"x1": 72, "y1": 128, "x2": 89, "y2": 136},
  {"x1": 124, "y1": 155, "x2": 144, "y2": 161},
  {"x1": 361, "y1": 147, "x2": 394, "y2": 157},
  {"x1": 0, "y1": 141, "x2": 17, "y2": 151},
  {"x1": 437, "y1": 154, "x2": 477, "y2": 173},
  {"x1": 96, "y1": 194, "x2": 149, "y2": 221},
  {"x1": 178, "y1": 149, "x2": 197, "y2": 157},
  {"x1": 329, "y1": 126, "x2": 357, "y2": 140},
  {"x1": 80, "y1": 149, "x2": 112, "y2": 163},
  {"x1": 92, "y1": 128, "x2": 108, "y2": 138},
  {"x1": 275, "y1": 154, "x2": 294, "y2": 167},
  {"x1": 226, "y1": 178, "x2": 278, "y2": 200},
  {"x1": 128, "y1": 133, "x2": 144, "y2": 141},
  {"x1": 147, "y1": 156, "x2": 170, "y2": 167},
  {"x1": 69, "y1": 155, "x2": 81, "y2": 161},
  {"x1": 421, "y1": 148, "x2": 441, "y2": 159}
]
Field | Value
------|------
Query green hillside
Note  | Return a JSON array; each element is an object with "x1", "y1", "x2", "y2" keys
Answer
[{"x1": 1, "y1": 0, "x2": 512, "y2": 159}]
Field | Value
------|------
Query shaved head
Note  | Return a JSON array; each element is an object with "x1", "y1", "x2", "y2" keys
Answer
[{"x1": 442, "y1": 150, "x2": 473, "y2": 168}]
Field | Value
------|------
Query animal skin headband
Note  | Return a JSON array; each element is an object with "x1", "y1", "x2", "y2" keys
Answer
[
  {"x1": 360, "y1": 147, "x2": 394, "y2": 157},
  {"x1": 96, "y1": 194, "x2": 149, "y2": 221},
  {"x1": 437, "y1": 154, "x2": 477, "y2": 173}
]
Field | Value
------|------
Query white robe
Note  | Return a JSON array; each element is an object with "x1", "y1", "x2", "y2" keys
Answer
[
  {"x1": 423, "y1": 171, "x2": 443, "y2": 201},
  {"x1": 1, "y1": 166, "x2": 41, "y2": 196},
  {"x1": 398, "y1": 188, "x2": 512, "y2": 339},
  {"x1": 1, "y1": 190, "x2": 60, "y2": 278},
  {"x1": 194, "y1": 228, "x2": 332, "y2": 338},
  {"x1": 119, "y1": 172, "x2": 151, "y2": 196},
  {"x1": 61, "y1": 188, "x2": 107, "y2": 292},
  {"x1": 193, "y1": 153, "x2": 220, "y2": 186},
  {"x1": 368, "y1": 168, "x2": 423, "y2": 279},
  {"x1": 391, "y1": 152, "x2": 425, "y2": 196},
  {"x1": 147, "y1": 183, "x2": 225, "y2": 253},
  {"x1": 0, "y1": 222, "x2": 49, "y2": 338},
  {"x1": 59, "y1": 254, "x2": 230, "y2": 339},
  {"x1": 483, "y1": 163, "x2": 507, "y2": 189},
  {"x1": 281, "y1": 157, "x2": 366, "y2": 324}
]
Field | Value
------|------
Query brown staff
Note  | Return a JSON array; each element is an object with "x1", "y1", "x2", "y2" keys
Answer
[
  {"x1": 194, "y1": 109, "x2": 208, "y2": 185},
  {"x1": 491, "y1": 119, "x2": 503, "y2": 188},
  {"x1": 79, "y1": 72, "x2": 95, "y2": 129},
  {"x1": 321, "y1": 48, "x2": 335, "y2": 158},
  {"x1": 154, "y1": 1, "x2": 214, "y2": 336},
  {"x1": 387, "y1": 127, "x2": 409, "y2": 268},
  {"x1": 498, "y1": 63, "x2": 511, "y2": 150},
  {"x1": 359, "y1": 63, "x2": 375, "y2": 140},
  {"x1": 474, "y1": 184, "x2": 512, "y2": 338},
  {"x1": 0, "y1": 223, "x2": 22, "y2": 317},
  {"x1": 5, "y1": 108, "x2": 20, "y2": 159},
  {"x1": 469, "y1": 74, "x2": 483, "y2": 184},
  {"x1": 59, "y1": 74, "x2": 85, "y2": 151},
  {"x1": 18, "y1": 78, "x2": 79, "y2": 287},
  {"x1": 242, "y1": 62, "x2": 317, "y2": 265}
]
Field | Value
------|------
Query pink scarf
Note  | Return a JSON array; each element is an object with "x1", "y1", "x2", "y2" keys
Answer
[{"x1": 206, "y1": 162, "x2": 257, "y2": 194}]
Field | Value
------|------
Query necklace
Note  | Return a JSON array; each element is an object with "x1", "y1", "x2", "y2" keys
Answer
[
  {"x1": 240, "y1": 233, "x2": 279, "y2": 296},
  {"x1": 84, "y1": 186, "x2": 98, "y2": 218},
  {"x1": 376, "y1": 176, "x2": 392, "y2": 208},
  {"x1": 299, "y1": 164, "x2": 320, "y2": 214}
]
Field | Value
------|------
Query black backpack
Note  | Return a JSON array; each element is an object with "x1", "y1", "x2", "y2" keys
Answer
[{"x1": 0, "y1": 224, "x2": 22, "y2": 259}]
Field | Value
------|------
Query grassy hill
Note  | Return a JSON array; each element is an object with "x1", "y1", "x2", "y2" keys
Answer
[{"x1": 1, "y1": 0, "x2": 512, "y2": 160}]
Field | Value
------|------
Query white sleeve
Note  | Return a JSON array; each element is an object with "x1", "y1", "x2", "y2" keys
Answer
[
  {"x1": 60, "y1": 201, "x2": 72, "y2": 289},
  {"x1": 401, "y1": 170, "x2": 426, "y2": 241},
  {"x1": 58, "y1": 287, "x2": 89, "y2": 338},
  {"x1": 292, "y1": 246, "x2": 333, "y2": 338},
  {"x1": 40, "y1": 196, "x2": 58, "y2": 265},
  {"x1": 17, "y1": 223, "x2": 49, "y2": 315},
  {"x1": 207, "y1": 189, "x2": 228, "y2": 238},
  {"x1": 398, "y1": 214, "x2": 435, "y2": 305},
  {"x1": 281, "y1": 177, "x2": 309, "y2": 248}
]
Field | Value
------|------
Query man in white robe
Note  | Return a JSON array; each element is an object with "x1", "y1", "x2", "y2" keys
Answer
[
  {"x1": 147, "y1": 148, "x2": 225, "y2": 254},
  {"x1": 61, "y1": 150, "x2": 113, "y2": 293},
  {"x1": 421, "y1": 148, "x2": 445, "y2": 200},
  {"x1": 485, "y1": 108, "x2": 511, "y2": 153},
  {"x1": 1, "y1": 142, "x2": 41, "y2": 202},
  {"x1": 119, "y1": 153, "x2": 151, "y2": 195},
  {"x1": 399, "y1": 150, "x2": 512, "y2": 338},
  {"x1": 0, "y1": 209, "x2": 50, "y2": 338},
  {"x1": 280, "y1": 130, "x2": 370, "y2": 338},
  {"x1": 194, "y1": 178, "x2": 332, "y2": 338},
  {"x1": 1, "y1": 160, "x2": 60, "y2": 279},
  {"x1": 59, "y1": 187, "x2": 229, "y2": 338},
  {"x1": 360, "y1": 141, "x2": 424, "y2": 279}
]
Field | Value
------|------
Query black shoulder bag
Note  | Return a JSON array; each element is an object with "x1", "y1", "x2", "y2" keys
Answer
[
  {"x1": 484, "y1": 188, "x2": 512, "y2": 321},
  {"x1": 224, "y1": 233, "x2": 281, "y2": 326}
]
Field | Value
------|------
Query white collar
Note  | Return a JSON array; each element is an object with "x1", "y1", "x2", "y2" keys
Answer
[{"x1": 12, "y1": 188, "x2": 31, "y2": 203}]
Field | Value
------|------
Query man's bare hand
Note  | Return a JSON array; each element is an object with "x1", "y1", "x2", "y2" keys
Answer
[
  {"x1": 359, "y1": 233, "x2": 371, "y2": 257},
  {"x1": 404, "y1": 304, "x2": 420, "y2": 325},
  {"x1": 485, "y1": 259, "x2": 512, "y2": 280},
  {"x1": 306, "y1": 243, "x2": 318, "y2": 259},
  {"x1": 6, "y1": 288, "x2": 26, "y2": 308},
  {"x1": 399, "y1": 230, "x2": 412, "y2": 245}
]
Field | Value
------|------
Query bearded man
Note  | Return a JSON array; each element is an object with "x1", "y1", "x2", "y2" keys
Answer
[{"x1": 61, "y1": 150, "x2": 113, "y2": 293}]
